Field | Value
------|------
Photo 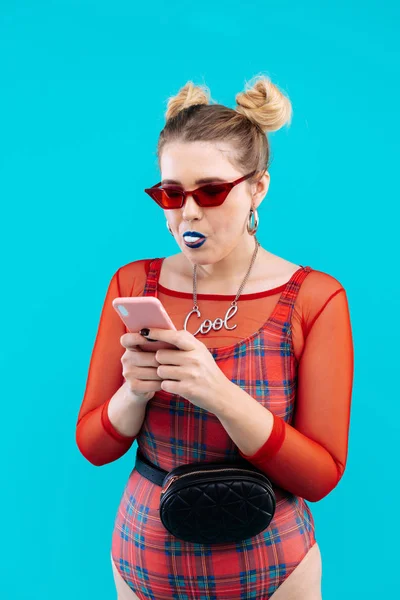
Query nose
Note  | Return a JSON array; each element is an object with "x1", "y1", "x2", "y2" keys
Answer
[{"x1": 181, "y1": 193, "x2": 202, "y2": 220}]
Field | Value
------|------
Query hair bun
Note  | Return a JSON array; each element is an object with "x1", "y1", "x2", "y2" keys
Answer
[
  {"x1": 165, "y1": 81, "x2": 213, "y2": 121},
  {"x1": 235, "y1": 74, "x2": 292, "y2": 133}
]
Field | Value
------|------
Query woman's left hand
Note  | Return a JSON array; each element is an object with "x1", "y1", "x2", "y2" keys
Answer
[{"x1": 142, "y1": 328, "x2": 231, "y2": 414}]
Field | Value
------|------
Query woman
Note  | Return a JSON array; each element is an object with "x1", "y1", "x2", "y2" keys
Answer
[{"x1": 76, "y1": 75, "x2": 354, "y2": 599}]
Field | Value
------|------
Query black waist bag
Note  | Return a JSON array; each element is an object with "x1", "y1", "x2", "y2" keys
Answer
[{"x1": 135, "y1": 450, "x2": 276, "y2": 545}]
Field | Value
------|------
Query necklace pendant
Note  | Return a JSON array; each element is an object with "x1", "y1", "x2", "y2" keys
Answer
[
  {"x1": 184, "y1": 304, "x2": 238, "y2": 336},
  {"x1": 182, "y1": 237, "x2": 259, "y2": 338}
]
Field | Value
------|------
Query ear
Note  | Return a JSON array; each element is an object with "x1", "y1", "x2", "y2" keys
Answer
[{"x1": 252, "y1": 170, "x2": 270, "y2": 207}]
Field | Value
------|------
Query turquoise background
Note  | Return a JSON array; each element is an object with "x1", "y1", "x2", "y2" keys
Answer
[{"x1": 1, "y1": 1, "x2": 398, "y2": 598}]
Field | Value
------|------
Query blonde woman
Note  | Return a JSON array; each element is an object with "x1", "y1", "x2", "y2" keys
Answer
[{"x1": 76, "y1": 75, "x2": 354, "y2": 599}]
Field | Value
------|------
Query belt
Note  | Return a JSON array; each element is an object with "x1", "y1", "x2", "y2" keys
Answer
[
  {"x1": 135, "y1": 450, "x2": 251, "y2": 486},
  {"x1": 134, "y1": 450, "x2": 171, "y2": 486},
  {"x1": 134, "y1": 450, "x2": 286, "y2": 502}
]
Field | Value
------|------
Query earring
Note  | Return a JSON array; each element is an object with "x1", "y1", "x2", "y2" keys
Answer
[
  {"x1": 166, "y1": 220, "x2": 174, "y2": 236},
  {"x1": 247, "y1": 208, "x2": 259, "y2": 235}
]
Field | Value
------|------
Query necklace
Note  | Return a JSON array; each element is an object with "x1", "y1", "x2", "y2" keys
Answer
[{"x1": 183, "y1": 235, "x2": 260, "y2": 336}]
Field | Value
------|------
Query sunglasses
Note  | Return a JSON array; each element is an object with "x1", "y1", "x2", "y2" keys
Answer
[{"x1": 144, "y1": 170, "x2": 257, "y2": 209}]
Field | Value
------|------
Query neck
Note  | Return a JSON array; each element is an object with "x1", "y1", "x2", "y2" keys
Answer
[{"x1": 185, "y1": 235, "x2": 262, "y2": 283}]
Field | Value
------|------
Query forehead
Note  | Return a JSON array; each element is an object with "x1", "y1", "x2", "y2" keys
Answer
[{"x1": 160, "y1": 141, "x2": 239, "y2": 185}]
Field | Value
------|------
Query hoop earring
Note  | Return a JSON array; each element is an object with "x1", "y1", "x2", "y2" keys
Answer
[
  {"x1": 166, "y1": 220, "x2": 174, "y2": 236},
  {"x1": 247, "y1": 208, "x2": 259, "y2": 235}
]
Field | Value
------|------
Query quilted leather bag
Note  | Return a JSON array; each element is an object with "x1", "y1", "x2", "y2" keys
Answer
[{"x1": 135, "y1": 449, "x2": 276, "y2": 545}]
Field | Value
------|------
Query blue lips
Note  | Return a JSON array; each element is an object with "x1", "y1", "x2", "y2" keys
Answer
[
  {"x1": 184, "y1": 230, "x2": 205, "y2": 238},
  {"x1": 183, "y1": 232, "x2": 207, "y2": 248}
]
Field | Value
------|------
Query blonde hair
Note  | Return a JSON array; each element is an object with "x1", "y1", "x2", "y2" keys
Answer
[{"x1": 157, "y1": 74, "x2": 293, "y2": 183}]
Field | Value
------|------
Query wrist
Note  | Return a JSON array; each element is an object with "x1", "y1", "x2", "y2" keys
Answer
[
  {"x1": 213, "y1": 378, "x2": 240, "y2": 419},
  {"x1": 104, "y1": 383, "x2": 150, "y2": 440},
  {"x1": 213, "y1": 380, "x2": 279, "y2": 458},
  {"x1": 123, "y1": 381, "x2": 153, "y2": 406}
]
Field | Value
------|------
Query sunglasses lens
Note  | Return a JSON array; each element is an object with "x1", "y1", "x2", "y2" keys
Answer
[
  {"x1": 150, "y1": 188, "x2": 183, "y2": 208},
  {"x1": 147, "y1": 184, "x2": 230, "y2": 208},
  {"x1": 196, "y1": 184, "x2": 229, "y2": 206}
]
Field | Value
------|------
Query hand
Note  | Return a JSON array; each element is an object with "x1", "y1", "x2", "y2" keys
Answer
[
  {"x1": 119, "y1": 332, "x2": 163, "y2": 402},
  {"x1": 141, "y1": 328, "x2": 231, "y2": 414}
]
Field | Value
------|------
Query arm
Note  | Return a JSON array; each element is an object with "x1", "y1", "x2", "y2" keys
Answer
[
  {"x1": 76, "y1": 268, "x2": 146, "y2": 466},
  {"x1": 215, "y1": 288, "x2": 354, "y2": 502}
]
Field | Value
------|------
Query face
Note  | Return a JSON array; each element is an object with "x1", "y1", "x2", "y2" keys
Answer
[{"x1": 160, "y1": 141, "x2": 270, "y2": 267}]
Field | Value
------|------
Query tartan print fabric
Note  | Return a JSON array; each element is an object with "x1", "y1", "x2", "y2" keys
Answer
[{"x1": 111, "y1": 258, "x2": 316, "y2": 599}]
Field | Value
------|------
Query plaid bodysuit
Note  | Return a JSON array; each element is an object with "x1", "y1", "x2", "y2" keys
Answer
[{"x1": 77, "y1": 256, "x2": 353, "y2": 599}]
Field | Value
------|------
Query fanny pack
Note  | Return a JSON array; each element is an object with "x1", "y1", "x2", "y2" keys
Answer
[{"x1": 135, "y1": 449, "x2": 276, "y2": 545}]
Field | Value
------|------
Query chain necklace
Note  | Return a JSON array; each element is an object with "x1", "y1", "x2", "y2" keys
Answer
[{"x1": 183, "y1": 235, "x2": 260, "y2": 336}]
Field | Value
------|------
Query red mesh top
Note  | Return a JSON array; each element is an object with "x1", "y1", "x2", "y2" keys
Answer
[{"x1": 76, "y1": 258, "x2": 354, "y2": 502}]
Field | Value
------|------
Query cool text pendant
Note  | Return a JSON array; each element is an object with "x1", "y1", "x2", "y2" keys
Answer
[{"x1": 184, "y1": 304, "x2": 238, "y2": 336}]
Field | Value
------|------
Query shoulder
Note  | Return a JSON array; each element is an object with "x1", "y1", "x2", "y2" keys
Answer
[
  {"x1": 301, "y1": 267, "x2": 347, "y2": 301},
  {"x1": 295, "y1": 267, "x2": 350, "y2": 330},
  {"x1": 114, "y1": 257, "x2": 159, "y2": 296}
]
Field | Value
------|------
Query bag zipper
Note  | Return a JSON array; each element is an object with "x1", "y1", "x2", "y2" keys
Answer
[{"x1": 160, "y1": 467, "x2": 269, "y2": 495}]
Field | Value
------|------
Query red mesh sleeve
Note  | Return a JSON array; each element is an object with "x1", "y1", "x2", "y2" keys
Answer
[
  {"x1": 240, "y1": 287, "x2": 354, "y2": 502},
  {"x1": 75, "y1": 268, "x2": 136, "y2": 466}
]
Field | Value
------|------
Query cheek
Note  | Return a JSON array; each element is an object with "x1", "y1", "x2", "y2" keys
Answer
[
  {"x1": 166, "y1": 213, "x2": 181, "y2": 229},
  {"x1": 217, "y1": 207, "x2": 248, "y2": 229}
]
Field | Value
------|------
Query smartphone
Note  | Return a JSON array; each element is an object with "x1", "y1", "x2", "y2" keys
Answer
[{"x1": 112, "y1": 296, "x2": 178, "y2": 351}]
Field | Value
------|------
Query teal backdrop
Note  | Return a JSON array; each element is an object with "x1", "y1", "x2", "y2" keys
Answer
[{"x1": 0, "y1": 1, "x2": 398, "y2": 598}]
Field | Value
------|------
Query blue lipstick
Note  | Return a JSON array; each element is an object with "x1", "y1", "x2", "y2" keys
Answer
[{"x1": 183, "y1": 230, "x2": 207, "y2": 249}]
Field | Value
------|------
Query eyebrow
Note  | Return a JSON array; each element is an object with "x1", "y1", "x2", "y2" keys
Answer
[{"x1": 161, "y1": 177, "x2": 227, "y2": 185}]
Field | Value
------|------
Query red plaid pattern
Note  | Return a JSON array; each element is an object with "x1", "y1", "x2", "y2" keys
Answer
[{"x1": 111, "y1": 258, "x2": 316, "y2": 599}]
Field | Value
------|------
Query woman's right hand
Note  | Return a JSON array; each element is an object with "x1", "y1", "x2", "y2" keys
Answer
[{"x1": 120, "y1": 332, "x2": 163, "y2": 402}]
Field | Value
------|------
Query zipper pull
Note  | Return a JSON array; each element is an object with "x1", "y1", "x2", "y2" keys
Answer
[{"x1": 161, "y1": 475, "x2": 179, "y2": 495}]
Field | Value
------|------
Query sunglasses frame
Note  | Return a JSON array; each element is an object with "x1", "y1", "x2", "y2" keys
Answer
[{"x1": 144, "y1": 169, "x2": 258, "y2": 209}]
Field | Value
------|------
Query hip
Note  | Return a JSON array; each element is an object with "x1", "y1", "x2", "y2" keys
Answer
[
  {"x1": 110, "y1": 543, "x2": 321, "y2": 600},
  {"x1": 110, "y1": 469, "x2": 316, "y2": 598}
]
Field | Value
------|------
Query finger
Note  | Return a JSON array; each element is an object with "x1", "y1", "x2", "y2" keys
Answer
[
  {"x1": 155, "y1": 348, "x2": 187, "y2": 365},
  {"x1": 121, "y1": 341, "x2": 160, "y2": 362},
  {"x1": 123, "y1": 350, "x2": 160, "y2": 368},
  {"x1": 120, "y1": 332, "x2": 151, "y2": 349},
  {"x1": 124, "y1": 366, "x2": 163, "y2": 381},
  {"x1": 141, "y1": 328, "x2": 195, "y2": 352},
  {"x1": 156, "y1": 364, "x2": 181, "y2": 381},
  {"x1": 125, "y1": 379, "x2": 163, "y2": 394}
]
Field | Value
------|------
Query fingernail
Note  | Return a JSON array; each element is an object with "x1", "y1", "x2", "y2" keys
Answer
[{"x1": 140, "y1": 328, "x2": 150, "y2": 336}]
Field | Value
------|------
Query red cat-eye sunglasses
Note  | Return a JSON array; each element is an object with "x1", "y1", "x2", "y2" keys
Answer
[{"x1": 144, "y1": 170, "x2": 257, "y2": 209}]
